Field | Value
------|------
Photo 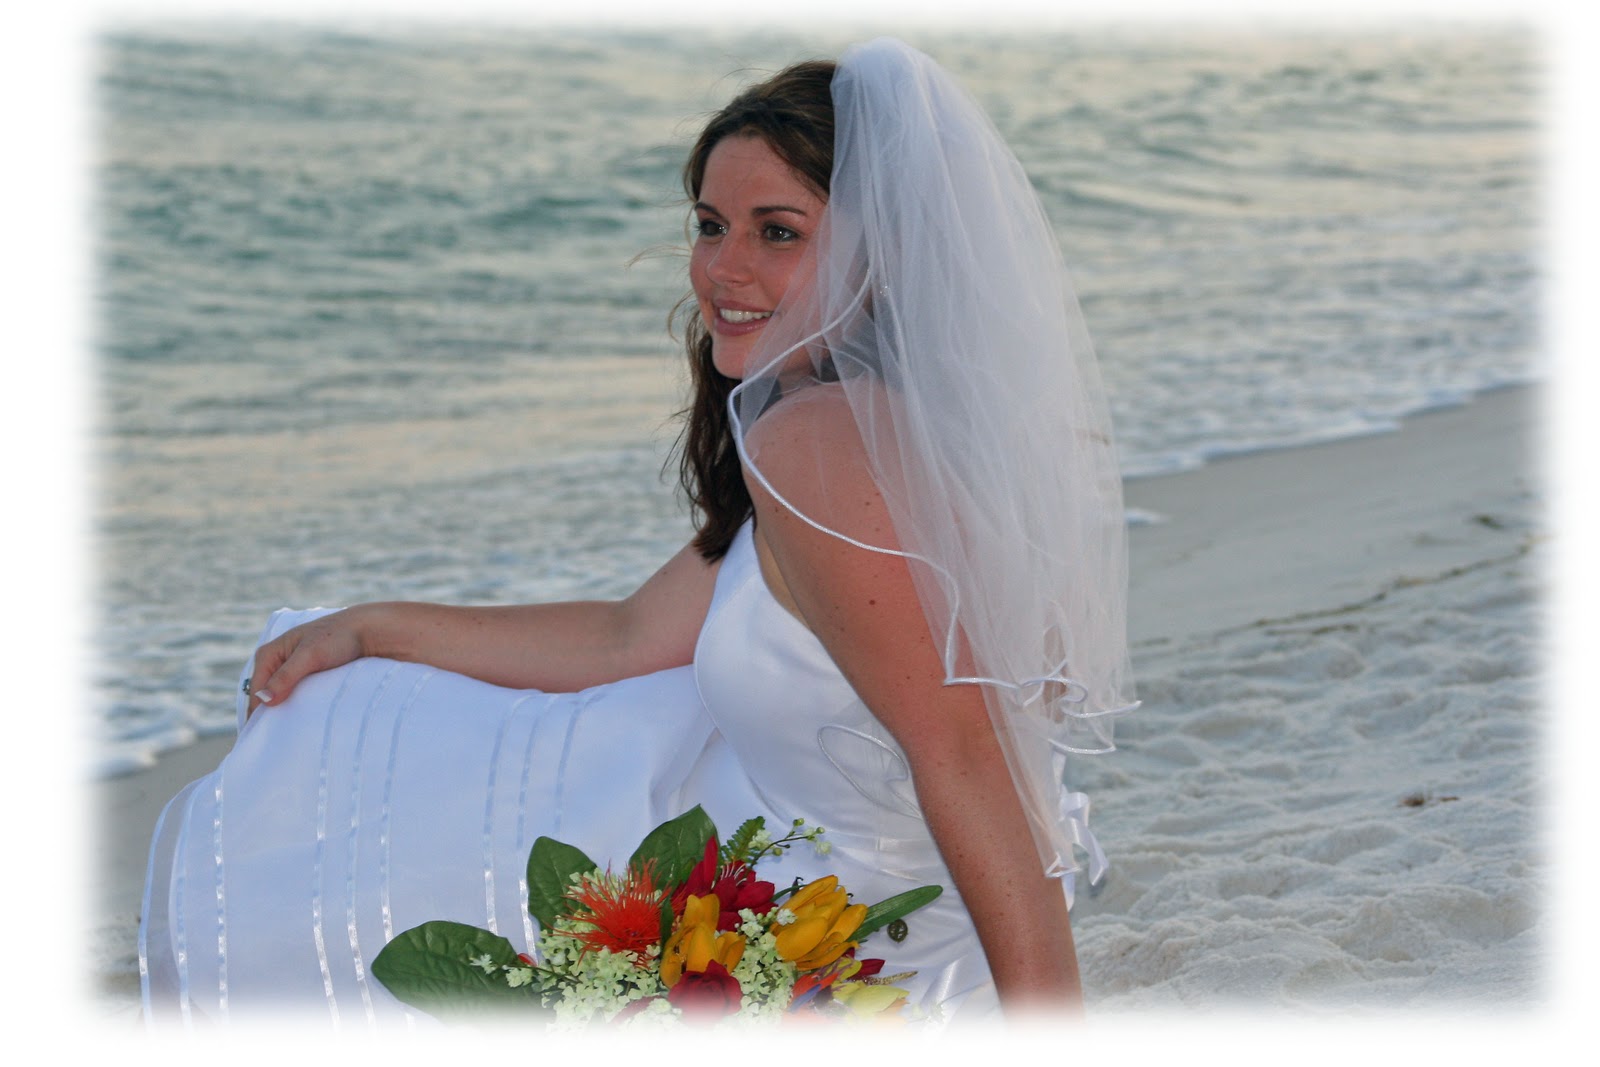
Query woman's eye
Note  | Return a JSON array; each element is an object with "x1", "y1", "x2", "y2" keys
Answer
[
  {"x1": 696, "y1": 218, "x2": 726, "y2": 238},
  {"x1": 764, "y1": 224, "x2": 799, "y2": 243}
]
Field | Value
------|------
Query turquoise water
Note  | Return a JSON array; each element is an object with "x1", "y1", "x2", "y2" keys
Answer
[{"x1": 92, "y1": 23, "x2": 1541, "y2": 775}]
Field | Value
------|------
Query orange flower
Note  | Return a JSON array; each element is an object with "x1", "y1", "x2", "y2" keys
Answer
[
  {"x1": 789, "y1": 953, "x2": 867, "y2": 1007},
  {"x1": 660, "y1": 893, "x2": 746, "y2": 988},
  {"x1": 563, "y1": 866, "x2": 667, "y2": 960},
  {"x1": 773, "y1": 876, "x2": 867, "y2": 972}
]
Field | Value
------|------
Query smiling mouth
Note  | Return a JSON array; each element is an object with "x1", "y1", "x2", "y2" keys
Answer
[{"x1": 718, "y1": 308, "x2": 773, "y2": 324}]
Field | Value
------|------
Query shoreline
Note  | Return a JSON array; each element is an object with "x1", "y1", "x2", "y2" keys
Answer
[
  {"x1": 91, "y1": 383, "x2": 1542, "y2": 1018},
  {"x1": 1122, "y1": 383, "x2": 1538, "y2": 647}
]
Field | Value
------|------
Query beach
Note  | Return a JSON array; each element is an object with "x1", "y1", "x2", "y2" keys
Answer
[
  {"x1": 93, "y1": 383, "x2": 1548, "y2": 1028},
  {"x1": 1085, "y1": 384, "x2": 1545, "y2": 1014},
  {"x1": 70, "y1": 22, "x2": 1557, "y2": 1054}
]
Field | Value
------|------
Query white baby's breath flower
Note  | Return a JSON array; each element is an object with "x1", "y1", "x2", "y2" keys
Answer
[
  {"x1": 729, "y1": 931, "x2": 796, "y2": 1011},
  {"x1": 774, "y1": 908, "x2": 797, "y2": 926},
  {"x1": 504, "y1": 966, "x2": 534, "y2": 988},
  {"x1": 469, "y1": 954, "x2": 496, "y2": 973},
  {"x1": 616, "y1": 996, "x2": 679, "y2": 1028},
  {"x1": 737, "y1": 910, "x2": 769, "y2": 940}
]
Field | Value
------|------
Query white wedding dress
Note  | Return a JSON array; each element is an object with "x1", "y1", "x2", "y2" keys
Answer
[{"x1": 140, "y1": 522, "x2": 1058, "y2": 1029}]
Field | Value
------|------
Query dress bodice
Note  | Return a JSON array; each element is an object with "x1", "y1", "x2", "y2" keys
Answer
[
  {"x1": 694, "y1": 522, "x2": 926, "y2": 839},
  {"x1": 687, "y1": 522, "x2": 996, "y2": 1018}
]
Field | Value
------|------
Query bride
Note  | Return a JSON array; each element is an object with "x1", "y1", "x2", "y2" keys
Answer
[{"x1": 141, "y1": 37, "x2": 1135, "y2": 1029}]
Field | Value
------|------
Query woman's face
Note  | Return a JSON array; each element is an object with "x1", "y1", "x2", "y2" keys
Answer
[{"x1": 690, "y1": 135, "x2": 827, "y2": 380}]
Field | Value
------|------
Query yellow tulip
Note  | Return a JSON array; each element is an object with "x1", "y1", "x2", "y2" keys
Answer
[
  {"x1": 661, "y1": 893, "x2": 745, "y2": 988},
  {"x1": 831, "y1": 980, "x2": 910, "y2": 1019},
  {"x1": 774, "y1": 877, "x2": 868, "y2": 972}
]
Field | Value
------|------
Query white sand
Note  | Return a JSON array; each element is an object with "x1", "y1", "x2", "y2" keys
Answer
[
  {"x1": 1076, "y1": 387, "x2": 1545, "y2": 1018},
  {"x1": 1081, "y1": 528, "x2": 1542, "y2": 1012},
  {"x1": 87, "y1": 386, "x2": 1551, "y2": 1046}
]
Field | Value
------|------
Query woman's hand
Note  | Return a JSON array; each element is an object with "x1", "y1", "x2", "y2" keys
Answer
[{"x1": 246, "y1": 607, "x2": 373, "y2": 716}]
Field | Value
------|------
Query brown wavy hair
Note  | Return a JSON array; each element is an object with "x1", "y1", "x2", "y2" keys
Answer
[{"x1": 673, "y1": 59, "x2": 837, "y2": 561}]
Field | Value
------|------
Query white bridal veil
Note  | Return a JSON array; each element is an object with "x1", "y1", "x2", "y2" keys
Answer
[{"x1": 730, "y1": 38, "x2": 1137, "y2": 882}]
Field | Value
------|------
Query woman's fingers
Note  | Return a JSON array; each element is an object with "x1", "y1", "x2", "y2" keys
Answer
[
  {"x1": 245, "y1": 614, "x2": 362, "y2": 717},
  {"x1": 245, "y1": 633, "x2": 295, "y2": 716}
]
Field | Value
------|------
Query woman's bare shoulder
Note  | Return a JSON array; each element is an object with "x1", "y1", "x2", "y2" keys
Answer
[
  {"x1": 744, "y1": 380, "x2": 858, "y2": 448},
  {"x1": 742, "y1": 381, "x2": 890, "y2": 525}
]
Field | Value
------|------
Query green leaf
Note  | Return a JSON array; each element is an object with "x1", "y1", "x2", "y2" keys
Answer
[
  {"x1": 526, "y1": 837, "x2": 598, "y2": 930},
  {"x1": 370, "y1": 921, "x2": 542, "y2": 1020},
  {"x1": 721, "y1": 816, "x2": 767, "y2": 865},
  {"x1": 628, "y1": 806, "x2": 716, "y2": 888},
  {"x1": 855, "y1": 885, "x2": 944, "y2": 941}
]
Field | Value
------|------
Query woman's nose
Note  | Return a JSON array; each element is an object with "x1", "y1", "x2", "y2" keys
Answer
[{"x1": 705, "y1": 235, "x2": 752, "y2": 284}]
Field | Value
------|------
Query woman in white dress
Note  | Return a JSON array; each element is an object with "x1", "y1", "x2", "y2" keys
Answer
[{"x1": 141, "y1": 38, "x2": 1136, "y2": 1029}]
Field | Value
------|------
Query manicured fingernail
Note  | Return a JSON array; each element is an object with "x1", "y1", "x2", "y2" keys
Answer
[{"x1": 255, "y1": 690, "x2": 273, "y2": 704}]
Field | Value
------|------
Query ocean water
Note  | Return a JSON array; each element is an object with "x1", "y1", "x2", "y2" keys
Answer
[{"x1": 92, "y1": 23, "x2": 1541, "y2": 777}]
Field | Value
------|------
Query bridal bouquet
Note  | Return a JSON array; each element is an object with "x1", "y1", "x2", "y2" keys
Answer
[{"x1": 371, "y1": 806, "x2": 940, "y2": 1028}]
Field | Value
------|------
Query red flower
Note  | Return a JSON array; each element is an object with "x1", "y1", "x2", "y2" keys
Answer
[
  {"x1": 564, "y1": 865, "x2": 668, "y2": 959},
  {"x1": 672, "y1": 839, "x2": 776, "y2": 931},
  {"x1": 665, "y1": 959, "x2": 743, "y2": 1022},
  {"x1": 852, "y1": 957, "x2": 885, "y2": 979}
]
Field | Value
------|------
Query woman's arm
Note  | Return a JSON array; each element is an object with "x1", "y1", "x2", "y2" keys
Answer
[
  {"x1": 247, "y1": 539, "x2": 720, "y2": 713},
  {"x1": 746, "y1": 401, "x2": 1084, "y2": 1015}
]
